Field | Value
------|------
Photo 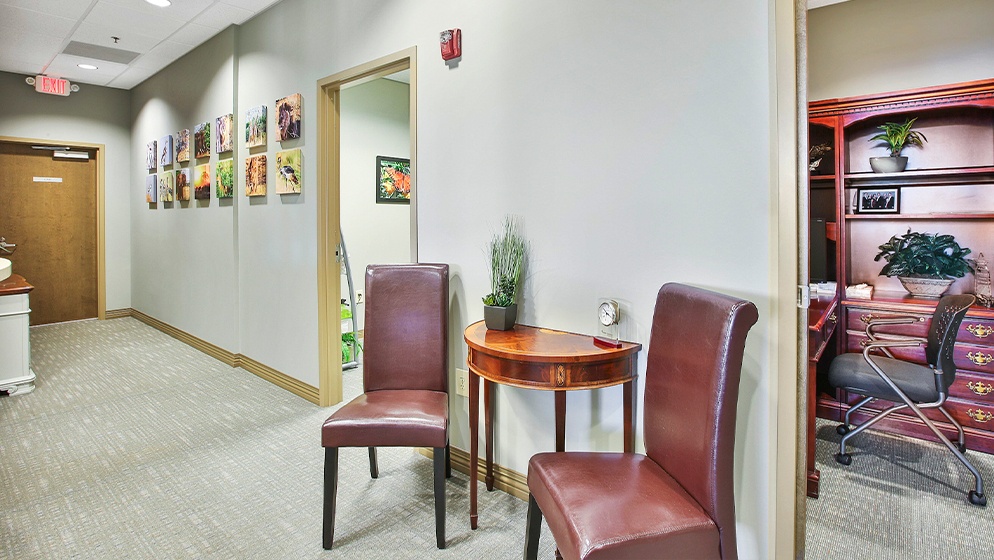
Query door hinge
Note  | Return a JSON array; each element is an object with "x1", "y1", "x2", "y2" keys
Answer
[{"x1": 798, "y1": 285, "x2": 810, "y2": 308}]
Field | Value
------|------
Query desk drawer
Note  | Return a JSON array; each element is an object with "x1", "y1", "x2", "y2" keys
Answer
[{"x1": 847, "y1": 308, "x2": 994, "y2": 347}]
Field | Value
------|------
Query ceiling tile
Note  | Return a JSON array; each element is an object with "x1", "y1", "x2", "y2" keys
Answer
[
  {"x1": 131, "y1": 40, "x2": 196, "y2": 71},
  {"x1": 98, "y1": 0, "x2": 214, "y2": 22},
  {"x1": 85, "y1": 1, "x2": 186, "y2": 40},
  {"x1": 219, "y1": 0, "x2": 280, "y2": 15},
  {"x1": 106, "y1": 66, "x2": 155, "y2": 89},
  {"x1": 0, "y1": 4, "x2": 77, "y2": 34},
  {"x1": 168, "y1": 22, "x2": 221, "y2": 47},
  {"x1": 0, "y1": 0, "x2": 94, "y2": 20},
  {"x1": 0, "y1": 55, "x2": 49, "y2": 76},
  {"x1": 194, "y1": 1, "x2": 254, "y2": 30},
  {"x1": 46, "y1": 53, "x2": 128, "y2": 83},
  {"x1": 70, "y1": 21, "x2": 161, "y2": 54}
]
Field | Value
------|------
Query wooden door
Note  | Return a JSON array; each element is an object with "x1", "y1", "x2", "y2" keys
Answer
[{"x1": 0, "y1": 142, "x2": 97, "y2": 325}]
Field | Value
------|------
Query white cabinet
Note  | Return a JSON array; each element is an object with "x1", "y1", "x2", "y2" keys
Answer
[{"x1": 0, "y1": 275, "x2": 35, "y2": 395}]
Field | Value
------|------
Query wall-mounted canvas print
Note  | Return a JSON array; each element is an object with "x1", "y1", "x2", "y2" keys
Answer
[
  {"x1": 146, "y1": 174, "x2": 157, "y2": 203},
  {"x1": 275, "y1": 93, "x2": 301, "y2": 141},
  {"x1": 194, "y1": 122, "x2": 210, "y2": 159},
  {"x1": 159, "y1": 171, "x2": 175, "y2": 202},
  {"x1": 216, "y1": 113, "x2": 233, "y2": 153},
  {"x1": 159, "y1": 134, "x2": 174, "y2": 167},
  {"x1": 245, "y1": 105, "x2": 266, "y2": 148},
  {"x1": 175, "y1": 129, "x2": 190, "y2": 162},
  {"x1": 176, "y1": 169, "x2": 191, "y2": 201},
  {"x1": 216, "y1": 159, "x2": 234, "y2": 198},
  {"x1": 375, "y1": 156, "x2": 411, "y2": 204},
  {"x1": 856, "y1": 187, "x2": 900, "y2": 214},
  {"x1": 194, "y1": 164, "x2": 211, "y2": 200},
  {"x1": 275, "y1": 148, "x2": 301, "y2": 194},
  {"x1": 245, "y1": 155, "x2": 267, "y2": 196},
  {"x1": 146, "y1": 140, "x2": 157, "y2": 170}
]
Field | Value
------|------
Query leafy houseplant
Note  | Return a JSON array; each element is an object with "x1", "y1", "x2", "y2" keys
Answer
[
  {"x1": 341, "y1": 303, "x2": 362, "y2": 363},
  {"x1": 874, "y1": 229, "x2": 972, "y2": 297},
  {"x1": 483, "y1": 216, "x2": 527, "y2": 330},
  {"x1": 868, "y1": 117, "x2": 927, "y2": 173}
]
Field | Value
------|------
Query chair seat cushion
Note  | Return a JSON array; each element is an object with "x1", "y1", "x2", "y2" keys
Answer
[
  {"x1": 322, "y1": 390, "x2": 448, "y2": 448},
  {"x1": 827, "y1": 353, "x2": 939, "y2": 403},
  {"x1": 528, "y1": 452, "x2": 720, "y2": 560}
]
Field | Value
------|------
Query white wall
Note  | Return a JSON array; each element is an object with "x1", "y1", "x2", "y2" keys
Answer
[
  {"x1": 129, "y1": 1, "x2": 776, "y2": 556},
  {"x1": 340, "y1": 77, "x2": 412, "y2": 330},
  {"x1": 0, "y1": 71, "x2": 132, "y2": 311},
  {"x1": 808, "y1": 0, "x2": 994, "y2": 100}
]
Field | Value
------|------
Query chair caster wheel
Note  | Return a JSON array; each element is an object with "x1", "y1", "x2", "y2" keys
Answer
[
  {"x1": 836, "y1": 425, "x2": 850, "y2": 436},
  {"x1": 968, "y1": 491, "x2": 987, "y2": 507},
  {"x1": 835, "y1": 453, "x2": 852, "y2": 466}
]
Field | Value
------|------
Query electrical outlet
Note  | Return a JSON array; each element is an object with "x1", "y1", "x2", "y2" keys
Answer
[
  {"x1": 355, "y1": 291, "x2": 364, "y2": 304},
  {"x1": 455, "y1": 368, "x2": 469, "y2": 397}
]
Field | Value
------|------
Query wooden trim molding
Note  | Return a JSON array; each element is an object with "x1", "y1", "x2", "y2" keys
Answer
[
  {"x1": 418, "y1": 446, "x2": 529, "y2": 501},
  {"x1": 121, "y1": 308, "x2": 319, "y2": 404}
]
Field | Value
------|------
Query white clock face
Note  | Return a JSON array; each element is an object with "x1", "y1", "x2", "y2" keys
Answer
[{"x1": 598, "y1": 301, "x2": 618, "y2": 326}]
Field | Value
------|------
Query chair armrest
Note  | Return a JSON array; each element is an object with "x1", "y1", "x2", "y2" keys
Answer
[
  {"x1": 861, "y1": 339, "x2": 927, "y2": 394},
  {"x1": 865, "y1": 316, "x2": 926, "y2": 341}
]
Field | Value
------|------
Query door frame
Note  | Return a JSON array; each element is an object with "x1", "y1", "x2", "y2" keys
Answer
[
  {"x1": 315, "y1": 48, "x2": 418, "y2": 406},
  {"x1": 0, "y1": 135, "x2": 106, "y2": 321}
]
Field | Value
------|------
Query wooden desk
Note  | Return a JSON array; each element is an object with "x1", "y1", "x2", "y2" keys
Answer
[
  {"x1": 464, "y1": 321, "x2": 641, "y2": 529},
  {"x1": 807, "y1": 293, "x2": 838, "y2": 498}
]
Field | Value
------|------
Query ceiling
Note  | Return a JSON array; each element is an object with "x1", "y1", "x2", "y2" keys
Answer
[{"x1": 0, "y1": 0, "x2": 281, "y2": 90}]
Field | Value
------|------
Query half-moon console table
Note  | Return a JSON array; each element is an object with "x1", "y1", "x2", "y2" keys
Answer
[{"x1": 463, "y1": 321, "x2": 641, "y2": 529}]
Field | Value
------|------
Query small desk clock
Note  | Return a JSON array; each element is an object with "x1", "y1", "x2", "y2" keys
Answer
[{"x1": 594, "y1": 299, "x2": 621, "y2": 348}]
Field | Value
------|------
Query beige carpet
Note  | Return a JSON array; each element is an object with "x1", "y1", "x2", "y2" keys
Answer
[{"x1": 0, "y1": 317, "x2": 556, "y2": 559}]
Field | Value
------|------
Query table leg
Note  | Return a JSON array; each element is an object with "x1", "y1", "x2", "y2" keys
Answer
[
  {"x1": 485, "y1": 379, "x2": 495, "y2": 491},
  {"x1": 555, "y1": 391, "x2": 566, "y2": 452},
  {"x1": 469, "y1": 367, "x2": 479, "y2": 529},
  {"x1": 623, "y1": 379, "x2": 634, "y2": 453}
]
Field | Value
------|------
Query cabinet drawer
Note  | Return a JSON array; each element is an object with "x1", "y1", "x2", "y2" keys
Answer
[
  {"x1": 841, "y1": 390, "x2": 994, "y2": 430},
  {"x1": 847, "y1": 308, "x2": 994, "y2": 347},
  {"x1": 950, "y1": 371, "x2": 994, "y2": 403},
  {"x1": 845, "y1": 332, "x2": 926, "y2": 363},
  {"x1": 961, "y1": 317, "x2": 994, "y2": 344}
]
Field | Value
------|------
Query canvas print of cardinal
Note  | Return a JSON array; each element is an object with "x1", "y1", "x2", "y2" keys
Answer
[{"x1": 275, "y1": 149, "x2": 301, "y2": 194}]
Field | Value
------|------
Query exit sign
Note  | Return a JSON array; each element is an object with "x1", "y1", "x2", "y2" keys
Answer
[{"x1": 35, "y1": 75, "x2": 71, "y2": 96}]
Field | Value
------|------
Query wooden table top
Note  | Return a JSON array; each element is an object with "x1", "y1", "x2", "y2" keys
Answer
[
  {"x1": 464, "y1": 321, "x2": 641, "y2": 363},
  {"x1": 0, "y1": 274, "x2": 33, "y2": 296}
]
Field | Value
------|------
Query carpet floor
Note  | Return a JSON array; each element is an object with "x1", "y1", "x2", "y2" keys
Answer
[{"x1": 0, "y1": 317, "x2": 556, "y2": 559}]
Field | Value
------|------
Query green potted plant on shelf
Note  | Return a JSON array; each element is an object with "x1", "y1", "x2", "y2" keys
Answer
[
  {"x1": 483, "y1": 216, "x2": 528, "y2": 330},
  {"x1": 874, "y1": 229, "x2": 972, "y2": 298},
  {"x1": 868, "y1": 117, "x2": 927, "y2": 173},
  {"x1": 341, "y1": 303, "x2": 362, "y2": 363}
]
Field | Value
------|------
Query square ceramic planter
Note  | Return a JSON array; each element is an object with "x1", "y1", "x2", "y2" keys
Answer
[{"x1": 484, "y1": 304, "x2": 517, "y2": 330}]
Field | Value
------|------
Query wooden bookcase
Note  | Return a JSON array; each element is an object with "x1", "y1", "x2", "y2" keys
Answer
[{"x1": 810, "y1": 79, "x2": 994, "y2": 454}]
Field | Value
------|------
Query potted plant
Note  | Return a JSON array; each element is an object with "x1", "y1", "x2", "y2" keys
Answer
[
  {"x1": 874, "y1": 229, "x2": 972, "y2": 298},
  {"x1": 341, "y1": 303, "x2": 362, "y2": 363},
  {"x1": 483, "y1": 216, "x2": 527, "y2": 330},
  {"x1": 868, "y1": 117, "x2": 927, "y2": 173}
]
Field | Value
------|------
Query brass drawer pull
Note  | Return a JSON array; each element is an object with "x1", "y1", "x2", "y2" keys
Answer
[
  {"x1": 828, "y1": 313, "x2": 837, "y2": 323},
  {"x1": 966, "y1": 324, "x2": 994, "y2": 338},
  {"x1": 859, "y1": 314, "x2": 874, "y2": 324},
  {"x1": 967, "y1": 408, "x2": 994, "y2": 423},
  {"x1": 967, "y1": 352, "x2": 994, "y2": 367},
  {"x1": 967, "y1": 381, "x2": 994, "y2": 396}
]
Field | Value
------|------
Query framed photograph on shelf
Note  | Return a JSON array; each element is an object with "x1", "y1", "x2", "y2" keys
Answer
[
  {"x1": 375, "y1": 155, "x2": 410, "y2": 204},
  {"x1": 856, "y1": 187, "x2": 900, "y2": 214}
]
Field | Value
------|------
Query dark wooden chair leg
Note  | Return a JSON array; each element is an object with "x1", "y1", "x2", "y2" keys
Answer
[
  {"x1": 433, "y1": 446, "x2": 446, "y2": 549},
  {"x1": 445, "y1": 442, "x2": 452, "y2": 478},
  {"x1": 368, "y1": 447, "x2": 378, "y2": 479},
  {"x1": 323, "y1": 447, "x2": 339, "y2": 550},
  {"x1": 524, "y1": 493, "x2": 542, "y2": 560}
]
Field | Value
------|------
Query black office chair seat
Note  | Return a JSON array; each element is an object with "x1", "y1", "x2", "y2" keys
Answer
[{"x1": 828, "y1": 353, "x2": 941, "y2": 403}]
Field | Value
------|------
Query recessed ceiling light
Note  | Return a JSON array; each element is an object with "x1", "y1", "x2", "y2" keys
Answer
[
  {"x1": 77, "y1": 63, "x2": 98, "y2": 70},
  {"x1": 145, "y1": 0, "x2": 171, "y2": 6}
]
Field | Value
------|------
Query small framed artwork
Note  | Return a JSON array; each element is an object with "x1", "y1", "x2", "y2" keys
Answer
[
  {"x1": 275, "y1": 148, "x2": 301, "y2": 194},
  {"x1": 175, "y1": 129, "x2": 190, "y2": 162},
  {"x1": 245, "y1": 154, "x2": 267, "y2": 196},
  {"x1": 215, "y1": 159, "x2": 234, "y2": 198},
  {"x1": 176, "y1": 169, "x2": 191, "y2": 201},
  {"x1": 215, "y1": 113, "x2": 233, "y2": 153},
  {"x1": 857, "y1": 187, "x2": 900, "y2": 214},
  {"x1": 146, "y1": 174, "x2": 157, "y2": 203},
  {"x1": 275, "y1": 93, "x2": 301, "y2": 141},
  {"x1": 375, "y1": 156, "x2": 410, "y2": 204},
  {"x1": 194, "y1": 122, "x2": 210, "y2": 159},
  {"x1": 245, "y1": 105, "x2": 266, "y2": 148},
  {"x1": 159, "y1": 134, "x2": 173, "y2": 167},
  {"x1": 194, "y1": 164, "x2": 211, "y2": 200},
  {"x1": 146, "y1": 140, "x2": 157, "y2": 170},
  {"x1": 159, "y1": 171, "x2": 174, "y2": 202}
]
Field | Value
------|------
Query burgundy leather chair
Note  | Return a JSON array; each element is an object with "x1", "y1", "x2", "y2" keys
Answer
[
  {"x1": 321, "y1": 263, "x2": 451, "y2": 550},
  {"x1": 524, "y1": 283, "x2": 758, "y2": 560}
]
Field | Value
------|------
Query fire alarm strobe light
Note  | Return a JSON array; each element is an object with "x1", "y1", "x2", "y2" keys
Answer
[{"x1": 440, "y1": 29, "x2": 461, "y2": 61}]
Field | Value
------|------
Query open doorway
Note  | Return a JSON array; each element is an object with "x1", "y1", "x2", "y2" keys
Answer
[{"x1": 315, "y1": 48, "x2": 417, "y2": 406}]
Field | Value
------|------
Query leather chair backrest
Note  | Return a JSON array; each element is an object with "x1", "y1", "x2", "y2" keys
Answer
[
  {"x1": 363, "y1": 264, "x2": 449, "y2": 393},
  {"x1": 927, "y1": 293, "x2": 974, "y2": 388},
  {"x1": 643, "y1": 283, "x2": 758, "y2": 560}
]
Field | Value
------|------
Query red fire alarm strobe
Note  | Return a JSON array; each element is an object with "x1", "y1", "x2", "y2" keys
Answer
[{"x1": 440, "y1": 29, "x2": 461, "y2": 61}]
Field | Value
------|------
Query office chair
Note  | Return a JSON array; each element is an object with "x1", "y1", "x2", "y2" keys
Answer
[
  {"x1": 827, "y1": 293, "x2": 986, "y2": 506},
  {"x1": 523, "y1": 283, "x2": 759, "y2": 559},
  {"x1": 321, "y1": 263, "x2": 452, "y2": 549}
]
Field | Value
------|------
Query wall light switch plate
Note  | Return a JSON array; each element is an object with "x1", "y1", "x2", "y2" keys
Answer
[{"x1": 456, "y1": 368, "x2": 469, "y2": 397}]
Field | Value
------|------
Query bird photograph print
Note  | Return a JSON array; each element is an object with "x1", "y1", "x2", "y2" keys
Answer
[
  {"x1": 275, "y1": 148, "x2": 301, "y2": 194},
  {"x1": 215, "y1": 113, "x2": 233, "y2": 153},
  {"x1": 175, "y1": 129, "x2": 190, "y2": 162},
  {"x1": 146, "y1": 140, "x2": 157, "y2": 170},
  {"x1": 159, "y1": 134, "x2": 173, "y2": 167}
]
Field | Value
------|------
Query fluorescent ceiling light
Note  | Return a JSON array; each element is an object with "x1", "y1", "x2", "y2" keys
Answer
[
  {"x1": 53, "y1": 151, "x2": 90, "y2": 160},
  {"x1": 77, "y1": 63, "x2": 98, "y2": 70},
  {"x1": 145, "y1": 0, "x2": 171, "y2": 6}
]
